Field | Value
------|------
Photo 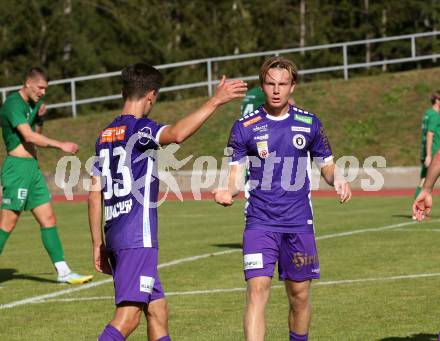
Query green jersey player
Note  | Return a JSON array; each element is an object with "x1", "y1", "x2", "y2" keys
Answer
[
  {"x1": 240, "y1": 87, "x2": 266, "y2": 117},
  {"x1": 415, "y1": 90, "x2": 440, "y2": 199},
  {"x1": 0, "y1": 67, "x2": 92, "y2": 284}
]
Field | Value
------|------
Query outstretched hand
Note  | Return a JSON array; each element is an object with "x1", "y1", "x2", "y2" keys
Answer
[
  {"x1": 212, "y1": 75, "x2": 247, "y2": 106},
  {"x1": 61, "y1": 141, "x2": 79, "y2": 154},
  {"x1": 412, "y1": 189, "x2": 432, "y2": 222}
]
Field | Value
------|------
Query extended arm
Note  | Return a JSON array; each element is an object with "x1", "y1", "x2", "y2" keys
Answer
[
  {"x1": 88, "y1": 176, "x2": 111, "y2": 274},
  {"x1": 425, "y1": 131, "x2": 434, "y2": 167},
  {"x1": 16, "y1": 123, "x2": 78, "y2": 154},
  {"x1": 159, "y1": 76, "x2": 247, "y2": 145}
]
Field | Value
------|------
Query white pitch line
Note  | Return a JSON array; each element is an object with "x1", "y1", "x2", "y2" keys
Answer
[
  {"x1": 394, "y1": 228, "x2": 440, "y2": 232},
  {"x1": 35, "y1": 272, "x2": 440, "y2": 304},
  {"x1": 1, "y1": 219, "x2": 435, "y2": 310},
  {"x1": 315, "y1": 219, "x2": 440, "y2": 240},
  {"x1": 0, "y1": 249, "x2": 238, "y2": 310}
]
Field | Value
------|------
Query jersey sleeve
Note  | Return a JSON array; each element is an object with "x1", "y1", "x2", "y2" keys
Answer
[
  {"x1": 134, "y1": 118, "x2": 167, "y2": 150},
  {"x1": 227, "y1": 121, "x2": 248, "y2": 165},
  {"x1": 427, "y1": 114, "x2": 438, "y2": 133},
  {"x1": 309, "y1": 116, "x2": 333, "y2": 165},
  {"x1": 91, "y1": 138, "x2": 102, "y2": 177},
  {"x1": 3, "y1": 102, "x2": 28, "y2": 128}
]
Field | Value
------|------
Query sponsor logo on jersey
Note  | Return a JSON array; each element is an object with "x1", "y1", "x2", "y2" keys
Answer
[
  {"x1": 294, "y1": 114, "x2": 313, "y2": 125},
  {"x1": 139, "y1": 276, "x2": 155, "y2": 293},
  {"x1": 292, "y1": 134, "x2": 306, "y2": 149},
  {"x1": 254, "y1": 134, "x2": 269, "y2": 141},
  {"x1": 2, "y1": 198, "x2": 11, "y2": 205},
  {"x1": 100, "y1": 125, "x2": 127, "y2": 143},
  {"x1": 243, "y1": 115, "x2": 262, "y2": 127},
  {"x1": 104, "y1": 199, "x2": 133, "y2": 221},
  {"x1": 291, "y1": 126, "x2": 311, "y2": 133},
  {"x1": 252, "y1": 124, "x2": 268, "y2": 133},
  {"x1": 256, "y1": 141, "x2": 269, "y2": 158},
  {"x1": 244, "y1": 253, "x2": 263, "y2": 270},
  {"x1": 17, "y1": 188, "x2": 28, "y2": 200},
  {"x1": 292, "y1": 252, "x2": 319, "y2": 269}
]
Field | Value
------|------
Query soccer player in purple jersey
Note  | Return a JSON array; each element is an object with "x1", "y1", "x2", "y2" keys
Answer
[
  {"x1": 88, "y1": 63, "x2": 246, "y2": 341},
  {"x1": 213, "y1": 57, "x2": 351, "y2": 341}
]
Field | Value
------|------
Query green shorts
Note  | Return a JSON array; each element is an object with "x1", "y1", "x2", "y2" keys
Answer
[{"x1": 1, "y1": 156, "x2": 51, "y2": 211}]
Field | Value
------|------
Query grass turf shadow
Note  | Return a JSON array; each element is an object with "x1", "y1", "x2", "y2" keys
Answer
[{"x1": 0, "y1": 268, "x2": 58, "y2": 284}]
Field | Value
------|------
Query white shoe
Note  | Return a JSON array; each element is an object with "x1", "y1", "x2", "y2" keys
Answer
[{"x1": 57, "y1": 272, "x2": 93, "y2": 284}]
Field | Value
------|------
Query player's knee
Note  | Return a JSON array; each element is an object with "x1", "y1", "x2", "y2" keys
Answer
[
  {"x1": 247, "y1": 282, "x2": 270, "y2": 303},
  {"x1": 45, "y1": 213, "x2": 56, "y2": 226},
  {"x1": 288, "y1": 289, "x2": 310, "y2": 310},
  {"x1": 0, "y1": 213, "x2": 19, "y2": 232},
  {"x1": 148, "y1": 299, "x2": 169, "y2": 325},
  {"x1": 120, "y1": 314, "x2": 141, "y2": 334}
]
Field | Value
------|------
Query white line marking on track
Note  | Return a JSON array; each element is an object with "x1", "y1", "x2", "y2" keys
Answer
[
  {"x1": 35, "y1": 272, "x2": 440, "y2": 304},
  {"x1": 1, "y1": 219, "x2": 437, "y2": 310}
]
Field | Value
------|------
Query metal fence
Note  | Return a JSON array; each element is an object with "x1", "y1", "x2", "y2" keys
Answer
[{"x1": 1, "y1": 31, "x2": 439, "y2": 118}]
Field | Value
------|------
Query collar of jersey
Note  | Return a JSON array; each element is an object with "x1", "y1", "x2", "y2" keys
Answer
[{"x1": 265, "y1": 112, "x2": 290, "y2": 121}]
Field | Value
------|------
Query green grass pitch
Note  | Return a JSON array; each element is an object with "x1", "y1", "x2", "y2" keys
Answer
[{"x1": 1, "y1": 197, "x2": 439, "y2": 340}]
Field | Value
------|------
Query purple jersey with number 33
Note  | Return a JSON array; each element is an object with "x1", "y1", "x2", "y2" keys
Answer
[
  {"x1": 94, "y1": 114, "x2": 166, "y2": 251},
  {"x1": 227, "y1": 105, "x2": 333, "y2": 233}
]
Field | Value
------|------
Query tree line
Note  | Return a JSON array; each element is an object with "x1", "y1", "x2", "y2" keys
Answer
[{"x1": 0, "y1": 0, "x2": 438, "y2": 115}]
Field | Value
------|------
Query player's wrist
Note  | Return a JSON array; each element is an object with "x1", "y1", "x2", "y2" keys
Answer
[{"x1": 207, "y1": 96, "x2": 221, "y2": 108}]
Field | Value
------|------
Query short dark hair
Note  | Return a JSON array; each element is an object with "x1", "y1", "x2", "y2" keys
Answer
[
  {"x1": 121, "y1": 63, "x2": 163, "y2": 100},
  {"x1": 259, "y1": 56, "x2": 297, "y2": 85},
  {"x1": 25, "y1": 67, "x2": 48, "y2": 82},
  {"x1": 431, "y1": 90, "x2": 440, "y2": 105}
]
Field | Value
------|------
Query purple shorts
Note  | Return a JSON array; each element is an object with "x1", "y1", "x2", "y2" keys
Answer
[
  {"x1": 109, "y1": 247, "x2": 165, "y2": 305},
  {"x1": 242, "y1": 229, "x2": 320, "y2": 282}
]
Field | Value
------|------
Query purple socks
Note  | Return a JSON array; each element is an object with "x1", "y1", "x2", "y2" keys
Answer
[
  {"x1": 155, "y1": 336, "x2": 171, "y2": 341},
  {"x1": 98, "y1": 324, "x2": 125, "y2": 341},
  {"x1": 290, "y1": 331, "x2": 308, "y2": 341}
]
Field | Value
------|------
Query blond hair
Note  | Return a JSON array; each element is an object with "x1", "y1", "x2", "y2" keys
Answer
[{"x1": 259, "y1": 56, "x2": 297, "y2": 85}]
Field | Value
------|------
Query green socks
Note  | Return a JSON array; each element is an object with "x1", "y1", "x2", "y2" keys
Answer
[
  {"x1": 415, "y1": 186, "x2": 422, "y2": 198},
  {"x1": 40, "y1": 226, "x2": 65, "y2": 263},
  {"x1": 0, "y1": 228, "x2": 11, "y2": 255}
]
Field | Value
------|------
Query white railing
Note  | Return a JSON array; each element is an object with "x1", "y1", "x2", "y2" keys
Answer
[{"x1": 1, "y1": 31, "x2": 439, "y2": 118}]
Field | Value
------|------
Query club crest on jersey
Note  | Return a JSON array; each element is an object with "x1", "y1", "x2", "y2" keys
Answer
[
  {"x1": 100, "y1": 125, "x2": 126, "y2": 143},
  {"x1": 257, "y1": 141, "x2": 269, "y2": 158},
  {"x1": 292, "y1": 134, "x2": 306, "y2": 149},
  {"x1": 137, "y1": 126, "x2": 153, "y2": 145},
  {"x1": 243, "y1": 115, "x2": 262, "y2": 127}
]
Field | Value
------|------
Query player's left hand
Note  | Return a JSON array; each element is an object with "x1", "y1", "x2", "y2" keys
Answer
[
  {"x1": 412, "y1": 189, "x2": 432, "y2": 222},
  {"x1": 38, "y1": 103, "x2": 47, "y2": 117},
  {"x1": 334, "y1": 179, "x2": 351, "y2": 203},
  {"x1": 93, "y1": 244, "x2": 112, "y2": 275}
]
